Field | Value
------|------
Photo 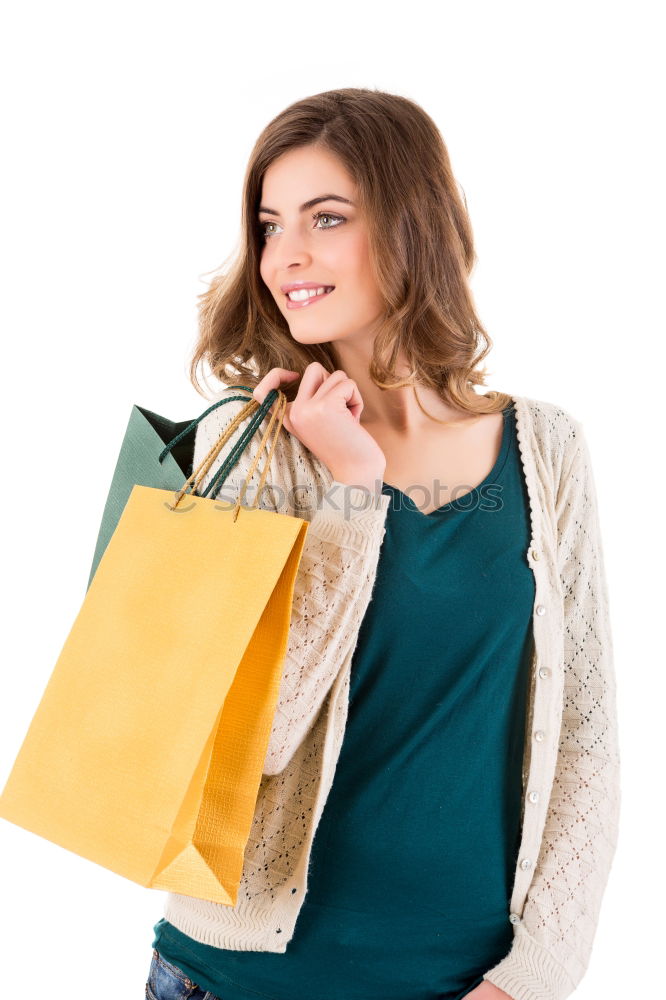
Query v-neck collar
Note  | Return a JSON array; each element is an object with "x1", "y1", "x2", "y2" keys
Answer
[{"x1": 381, "y1": 401, "x2": 515, "y2": 518}]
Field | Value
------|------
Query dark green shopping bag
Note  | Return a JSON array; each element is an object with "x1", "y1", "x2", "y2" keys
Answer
[{"x1": 86, "y1": 386, "x2": 278, "y2": 589}]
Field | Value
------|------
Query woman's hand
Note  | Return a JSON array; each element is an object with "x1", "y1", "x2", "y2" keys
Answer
[
  {"x1": 252, "y1": 362, "x2": 386, "y2": 493},
  {"x1": 465, "y1": 981, "x2": 514, "y2": 999}
]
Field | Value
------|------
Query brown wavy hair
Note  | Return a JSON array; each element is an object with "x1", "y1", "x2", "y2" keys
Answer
[{"x1": 189, "y1": 87, "x2": 513, "y2": 418}]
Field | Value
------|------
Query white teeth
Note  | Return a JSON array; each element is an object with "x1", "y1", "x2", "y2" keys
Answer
[{"x1": 287, "y1": 286, "x2": 333, "y2": 301}]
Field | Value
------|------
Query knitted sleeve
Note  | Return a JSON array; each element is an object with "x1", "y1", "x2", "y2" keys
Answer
[
  {"x1": 191, "y1": 390, "x2": 391, "y2": 777},
  {"x1": 483, "y1": 423, "x2": 622, "y2": 1000}
]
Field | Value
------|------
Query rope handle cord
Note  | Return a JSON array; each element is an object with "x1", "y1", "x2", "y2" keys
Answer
[
  {"x1": 158, "y1": 385, "x2": 262, "y2": 498},
  {"x1": 186, "y1": 390, "x2": 287, "y2": 522},
  {"x1": 158, "y1": 385, "x2": 273, "y2": 493},
  {"x1": 162, "y1": 385, "x2": 288, "y2": 522}
]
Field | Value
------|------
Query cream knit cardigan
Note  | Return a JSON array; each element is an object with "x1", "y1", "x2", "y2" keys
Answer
[{"x1": 162, "y1": 387, "x2": 621, "y2": 1000}]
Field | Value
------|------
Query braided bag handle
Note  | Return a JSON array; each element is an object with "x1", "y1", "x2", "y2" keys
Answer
[{"x1": 159, "y1": 386, "x2": 287, "y2": 522}]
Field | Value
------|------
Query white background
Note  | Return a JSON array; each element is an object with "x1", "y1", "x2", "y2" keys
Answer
[{"x1": 1, "y1": 1, "x2": 662, "y2": 995}]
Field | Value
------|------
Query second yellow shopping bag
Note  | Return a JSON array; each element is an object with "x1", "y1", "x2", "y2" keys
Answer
[{"x1": 0, "y1": 388, "x2": 308, "y2": 906}]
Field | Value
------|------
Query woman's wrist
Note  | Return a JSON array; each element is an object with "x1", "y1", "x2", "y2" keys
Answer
[{"x1": 329, "y1": 467, "x2": 385, "y2": 496}]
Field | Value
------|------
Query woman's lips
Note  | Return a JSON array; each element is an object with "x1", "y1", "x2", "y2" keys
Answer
[{"x1": 285, "y1": 288, "x2": 335, "y2": 310}]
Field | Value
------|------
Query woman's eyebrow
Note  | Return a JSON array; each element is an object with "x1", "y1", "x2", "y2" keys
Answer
[{"x1": 257, "y1": 194, "x2": 354, "y2": 217}]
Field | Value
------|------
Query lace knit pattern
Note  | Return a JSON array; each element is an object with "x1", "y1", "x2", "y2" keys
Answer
[{"x1": 162, "y1": 387, "x2": 621, "y2": 1000}]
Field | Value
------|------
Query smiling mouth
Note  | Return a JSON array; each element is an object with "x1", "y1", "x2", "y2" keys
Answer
[
  {"x1": 285, "y1": 285, "x2": 334, "y2": 300},
  {"x1": 285, "y1": 286, "x2": 335, "y2": 308}
]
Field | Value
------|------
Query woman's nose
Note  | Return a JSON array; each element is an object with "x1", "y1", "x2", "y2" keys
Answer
[{"x1": 272, "y1": 226, "x2": 313, "y2": 264}]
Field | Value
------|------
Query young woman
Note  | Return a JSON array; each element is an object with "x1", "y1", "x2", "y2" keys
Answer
[{"x1": 146, "y1": 88, "x2": 620, "y2": 1000}]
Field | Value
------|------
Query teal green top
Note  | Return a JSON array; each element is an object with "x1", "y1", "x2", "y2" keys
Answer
[{"x1": 153, "y1": 403, "x2": 536, "y2": 1000}]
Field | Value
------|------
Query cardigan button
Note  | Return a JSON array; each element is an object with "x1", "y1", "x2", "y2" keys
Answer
[
  {"x1": 534, "y1": 729, "x2": 545, "y2": 742},
  {"x1": 528, "y1": 790, "x2": 540, "y2": 803},
  {"x1": 535, "y1": 604, "x2": 546, "y2": 616},
  {"x1": 531, "y1": 548, "x2": 540, "y2": 560},
  {"x1": 538, "y1": 666, "x2": 550, "y2": 679},
  {"x1": 509, "y1": 912, "x2": 521, "y2": 924},
  {"x1": 520, "y1": 857, "x2": 532, "y2": 870}
]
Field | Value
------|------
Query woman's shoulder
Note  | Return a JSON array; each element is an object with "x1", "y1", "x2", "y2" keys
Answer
[{"x1": 514, "y1": 392, "x2": 585, "y2": 451}]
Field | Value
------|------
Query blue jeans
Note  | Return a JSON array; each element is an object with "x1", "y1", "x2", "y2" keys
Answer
[{"x1": 146, "y1": 948, "x2": 224, "y2": 1000}]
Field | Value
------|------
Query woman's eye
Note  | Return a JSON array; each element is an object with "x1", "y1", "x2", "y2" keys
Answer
[
  {"x1": 258, "y1": 212, "x2": 346, "y2": 240},
  {"x1": 314, "y1": 212, "x2": 345, "y2": 231}
]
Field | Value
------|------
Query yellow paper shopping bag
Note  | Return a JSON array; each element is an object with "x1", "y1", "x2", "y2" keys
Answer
[{"x1": 0, "y1": 389, "x2": 308, "y2": 906}]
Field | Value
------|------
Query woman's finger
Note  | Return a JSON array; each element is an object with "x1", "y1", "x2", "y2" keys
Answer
[
  {"x1": 252, "y1": 368, "x2": 300, "y2": 406},
  {"x1": 291, "y1": 362, "x2": 330, "y2": 403},
  {"x1": 316, "y1": 370, "x2": 364, "y2": 421}
]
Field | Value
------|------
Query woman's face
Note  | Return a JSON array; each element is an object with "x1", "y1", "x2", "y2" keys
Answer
[{"x1": 257, "y1": 145, "x2": 384, "y2": 349}]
